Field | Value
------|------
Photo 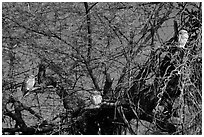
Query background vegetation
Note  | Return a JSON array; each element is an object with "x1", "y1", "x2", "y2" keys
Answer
[{"x1": 2, "y1": 2, "x2": 202, "y2": 135}]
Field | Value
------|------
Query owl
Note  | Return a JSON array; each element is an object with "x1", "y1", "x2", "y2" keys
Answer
[
  {"x1": 21, "y1": 75, "x2": 35, "y2": 97},
  {"x1": 178, "y1": 30, "x2": 189, "y2": 48}
]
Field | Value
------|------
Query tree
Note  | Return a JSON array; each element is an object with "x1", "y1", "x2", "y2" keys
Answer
[{"x1": 2, "y1": 2, "x2": 202, "y2": 135}]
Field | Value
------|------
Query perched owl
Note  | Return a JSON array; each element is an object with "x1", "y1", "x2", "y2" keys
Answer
[
  {"x1": 91, "y1": 94, "x2": 102, "y2": 105},
  {"x1": 178, "y1": 30, "x2": 189, "y2": 48},
  {"x1": 21, "y1": 75, "x2": 35, "y2": 97}
]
